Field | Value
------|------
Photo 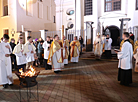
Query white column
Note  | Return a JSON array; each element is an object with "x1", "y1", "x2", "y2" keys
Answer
[
  {"x1": 75, "y1": 0, "x2": 81, "y2": 32},
  {"x1": 40, "y1": 30, "x2": 48, "y2": 41},
  {"x1": 25, "y1": 31, "x2": 31, "y2": 43}
]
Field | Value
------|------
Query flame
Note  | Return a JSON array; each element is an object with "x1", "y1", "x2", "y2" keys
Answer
[{"x1": 19, "y1": 66, "x2": 36, "y2": 77}]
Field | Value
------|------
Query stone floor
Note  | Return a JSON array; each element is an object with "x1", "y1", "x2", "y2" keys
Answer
[{"x1": 0, "y1": 52, "x2": 138, "y2": 102}]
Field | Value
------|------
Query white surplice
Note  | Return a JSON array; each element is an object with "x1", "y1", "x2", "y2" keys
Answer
[
  {"x1": 43, "y1": 41, "x2": 50, "y2": 59},
  {"x1": 26, "y1": 44, "x2": 35, "y2": 63},
  {"x1": 104, "y1": 38, "x2": 112, "y2": 50},
  {"x1": 52, "y1": 49, "x2": 64, "y2": 71},
  {"x1": 13, "y1": 44, "x2": 27, "y2": 65},
  {"x1": 0, "y1": 42, "x2": 13, "y2": 85},
  {"x1": 118, "y1": 41, "x2": 133, "y2": 70}
]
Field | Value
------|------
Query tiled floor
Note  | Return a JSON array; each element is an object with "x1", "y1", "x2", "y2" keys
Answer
[{"x1": 0, "y1": 52, "x2": 138, "y2": 102}]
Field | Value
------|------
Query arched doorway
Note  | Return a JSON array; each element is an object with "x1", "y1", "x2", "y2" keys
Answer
[{"x1": 104, "y1": 25, "x2": 120, "y2": 46}]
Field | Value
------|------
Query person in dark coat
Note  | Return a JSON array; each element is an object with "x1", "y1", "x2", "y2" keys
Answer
[
  {"x1": 37, "y1": 40, "x2": 44, "y2": 66},
  {"x1": 129, "y1": 32, "x2": 135, "y2": 41},
  {"x1": 10, "y1": 38, "x2": 17, "y2": 70},
  {"x1": 79, "y1": 36, "x2": 83, "y2": 55}
]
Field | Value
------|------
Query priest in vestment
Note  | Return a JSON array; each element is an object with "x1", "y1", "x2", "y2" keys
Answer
[
  {"x1": 0, "y1": 34, "x2": 13, "y2": 88},
  {"x1": 94, "y1": 34, "x2": 103, "y2": 59},
  {"x1": 115, "y1": 32, "x2": 133, "y2": 86},
  {"x1": 63, "y1": 36, "x2": 69, "y2": 65},
  {"x1": 48, "y1": 35, "x2": 64, "y2": 73},
  {"x1": 134, "y1": 37, "x2": 138, "y2": 54},
  {"x1": 70, "y1": 36, "x2": 80, "y2": 63},
  {"x1": 13, "y1": 37, "x2": 27, "y2": 72}
]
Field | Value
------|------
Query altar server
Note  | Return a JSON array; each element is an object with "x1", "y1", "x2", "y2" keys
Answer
[
  {"x1": 0, "y1": 34, "x2": 13, "y2": 88},
  {"x1": 104, "y1": 34, "x2": 112, "y2": 59},
  {"x1": 48, "y1": 35, "x2": 64, "y2": 73},
  {"x1": 70, "y1": 36, "x2": 80, "y2": 63},
  {"x1": 116, "y1": 32, "x2": 133, "y2": 86},
  {"x1": 13, "y1": 37, "x2": 27, "y2": 72},
  {"x1": 63, "y1": 36, "x2": 69, "y2": 65},
  {"x1": 43, "y1": 36, "x2": 52, "y2": 70},
  {"x1": 24, "y1": 36, "x2": 36, "y2": 69}
]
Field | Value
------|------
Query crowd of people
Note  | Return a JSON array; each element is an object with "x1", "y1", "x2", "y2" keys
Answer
[
  {"x1": 0, "y1": 31, "x2": 137, "y2": 88},
  {"x1": 94, "y1": 32, "x2": 138, "y2": 86},
  {"x1": 0, "y1": 34, "x2": 81, "y2": 88}
]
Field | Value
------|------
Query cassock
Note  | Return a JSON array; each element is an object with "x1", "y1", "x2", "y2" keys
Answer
[
  {"x1": 0, "y1": 42, "x2": 13, "y2": 85},
  {"x1": 70, "y1": 40, "x2": 80, "y2": 63},
  {"x1": 104, "y1": 38, "x2": 112, "y2": 59},
  {"x1": 43, "y1": 41, "x2": 51, "y2": 70},
  {"x1": 63, "y1": 39, "x2": 69, "y2": 64},
  {"x1": 117, "y1": 39, "x2": 133, "y2": 86},
  {"x1": 94, "y1": 37, "x2": 103, "y2": 57},
  {"x1": 13, "y1": 43, "x2": 27, "y2": 72},
  {"x1": 48, "y1": 40, "x2": 64, "y2": 71},
  {"x1": 24, "y1": 42, "x2": 36, "y2": 69}
]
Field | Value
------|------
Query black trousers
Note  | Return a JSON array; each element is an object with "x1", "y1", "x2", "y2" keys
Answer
[
  {"x1": 44, "y1": 59, "x2": 52, "y2": 70},
  {"x1": 105, "y1": 50, "x2": 111, "y2": 59},
  {"x1": 17, "y1": 64, "x2": 25, "y2": 72},
  {"x1": 118, "y1": 68, "x2": 132, "y2": 86}
]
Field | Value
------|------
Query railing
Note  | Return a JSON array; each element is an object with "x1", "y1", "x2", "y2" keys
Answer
[{"x1": 45, "y1": 29, "x2": 86, "y2": 44}]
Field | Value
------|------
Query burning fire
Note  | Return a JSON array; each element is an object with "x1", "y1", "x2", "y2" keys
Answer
[{"x1": 19, "y1": 66, "x2": 36, "y2": 77}]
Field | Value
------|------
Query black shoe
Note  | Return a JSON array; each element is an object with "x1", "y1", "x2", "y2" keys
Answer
[
  {"x1": 58, "y1": 71, "x2": 62, "y2": 72},
  {"x1": 9, "y1": 84, "x2": 13, "y2": 86},
  {"x1": 3, "y1": 84, "x2": 8, "y2": 88},
  {"x1": 54, "y1": 71, "x2": 59, "y2": 74}
]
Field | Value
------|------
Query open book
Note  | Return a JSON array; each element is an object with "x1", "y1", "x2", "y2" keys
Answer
[{"x1": 114, "y1": 49, "x2": 120, "y2": 52}]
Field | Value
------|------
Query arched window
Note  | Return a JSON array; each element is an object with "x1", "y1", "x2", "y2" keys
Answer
[{"x1": 105, "y1": 0, "x2": 121, "y2": 12}]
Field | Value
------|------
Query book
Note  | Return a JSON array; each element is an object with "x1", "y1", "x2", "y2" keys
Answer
[{"x1": 114, "y1": 49, "x2": 120, "y2": 52}]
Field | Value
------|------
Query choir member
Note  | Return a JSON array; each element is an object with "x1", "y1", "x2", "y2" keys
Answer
[
  {"x1": 48, "y1": 35, "x2": 64, "y2": 73},
  {"x1": 0, "y1": 34, "x2": 13, "y2": 88},
  {"x1": 24, "y1": 36, "x2": 36, "y2": 69},
  {"x1": 116, "y1": 32, "x2": 133, "y2": 86},
  {"x1": 70, "y1": 36, "x2": 81, "y2": 63},
  {"x1": 43, "y1": 36, "x2": 52, "y2": 70},
  {"x1": 104, "y1": 34, "x2": 112, "y2": 59}
]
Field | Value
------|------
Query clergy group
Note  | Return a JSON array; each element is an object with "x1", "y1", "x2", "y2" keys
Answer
[{"x1": 0, "y1": 34, "x2": 81, "y2": 88}]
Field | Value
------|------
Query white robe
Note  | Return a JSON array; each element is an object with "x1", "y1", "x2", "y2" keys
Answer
[
  {"x1": 26, "y1": 44, "x2": 35, "y2": 62},
  {"x1": 52, "y1": 49, "x2": 64, "y2": 71},
  {"x1": 43, "y1": 41, "x2": 50, "y2": 59},
  {"x1": 104, "y1": 38, "x2": 112, "y2": 50},
  {"x1": 94, "y1": 37, "x2": 103, "y2": 56},
  {"x1": 118, "y1": 41, "x2": 133, "y2": 70},
  {"x1": 13, "y1": 44, "x2": 27, "y2": 65},
  {"x1": 71, "y1": 48, "x2": 79, "y2": 63},
  {"x1": 0, "y1": 42, "x2": 13, "y2": 85}
]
